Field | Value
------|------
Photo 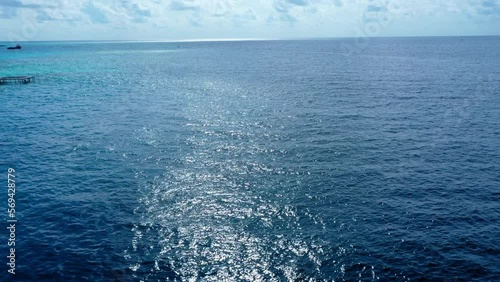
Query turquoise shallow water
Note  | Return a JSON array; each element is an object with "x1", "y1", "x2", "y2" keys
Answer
[{"x1": 1, "y1": 37, "x2": 500, "y2": 281}]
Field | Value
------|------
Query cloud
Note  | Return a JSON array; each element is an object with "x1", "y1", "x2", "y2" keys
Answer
[
  {"x1": 366, "y1": 5, "x2": 387, "y2": 13},
  {"x1": 273, "y1": 0, "x2": 310, "y2": 13},
  {"x1": 126, "y1": 3, "x2": 152, "y2": 23},
  {"x1": 132, "y1": 4, "x2": 151, "y2": 17},
  {"x1": 286, "y1": 0, "x2": 309, "y2": 6},
  {"x1": 0, "y1": 0, "x2": 499, "y2": 40},
  {"x1": 189, "y1": 17, "x2": 202, "y2": 27},
  {"x1": 234, "y1": 9, "x2": 257, "y2": 21},
  {"x1": 170, "y1": 0, "x2": 200, "y2": 12},
  {"x1": 475, "y1": 0, "x2": 499, "y2": 15},
  {"x1": 271, "y1": 0, "x2": 313, "y2": 22},
  {"x1": 205, "y1": 0, "x2": 232, "y2": 17},
  {"x1": 0, "y1": 0, "x2": 50, "y2": 9},
  {"x1": 362, "y1": 2, "x2": 391, "y2": 23},
  {"x1": 273, "y1": 2, "x2": 288, "y2": 13},
  {"x1": 36, "y1": 9, "x2": 57, "y2": 21},
  {"x1": 0, "y1": 7, "x2": 16, "y2": 19},
  {"x1": 81, "y1": 3, "x2": 109, "y2": 24},
  {"x1": 333, "y1": 0, "x2": 343, "y2": 7},
  {"x1": 0, "y1": 0, "x2": 54, "y2": 19}
]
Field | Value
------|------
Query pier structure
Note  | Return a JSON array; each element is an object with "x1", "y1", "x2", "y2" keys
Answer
[{"x1": 0, "y1": 76, "x2": 35, "y2": 84}]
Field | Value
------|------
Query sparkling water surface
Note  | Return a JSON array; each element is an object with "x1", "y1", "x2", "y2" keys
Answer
[{"x1": 1, "y1": 37, "x2": 499, "y2": 281}]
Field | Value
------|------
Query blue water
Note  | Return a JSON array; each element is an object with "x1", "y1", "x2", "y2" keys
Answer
[{"x1": 1, "y1": 37, "x2": 499, "y2": 281}]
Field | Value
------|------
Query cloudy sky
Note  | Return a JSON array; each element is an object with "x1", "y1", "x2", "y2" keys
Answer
[{"x1": 0, "y1": 0, "x2": 499, "y2": 41}]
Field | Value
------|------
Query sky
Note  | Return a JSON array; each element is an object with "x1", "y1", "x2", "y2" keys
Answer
[{"x1": 0, "y1": 0, "x2": 499, "y2": 41}]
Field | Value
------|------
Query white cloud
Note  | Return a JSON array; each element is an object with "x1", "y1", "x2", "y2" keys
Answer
[{"x1": 0, "y1": 0, "x2": 498, "y2": 40}]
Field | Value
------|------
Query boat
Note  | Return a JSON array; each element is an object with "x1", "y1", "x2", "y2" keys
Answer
[{"x1": 7, "y1": 44, "x2": 21, "y2": 50}]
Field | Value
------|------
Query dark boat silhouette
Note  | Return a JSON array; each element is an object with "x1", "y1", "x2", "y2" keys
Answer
[{"x1": 7, "y1": 44, "x2": 21, "y2": 50}]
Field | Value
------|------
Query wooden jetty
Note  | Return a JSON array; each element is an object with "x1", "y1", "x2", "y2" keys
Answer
[{"x1": 0, "y1": 76, "x2": 35, "y2": 85}]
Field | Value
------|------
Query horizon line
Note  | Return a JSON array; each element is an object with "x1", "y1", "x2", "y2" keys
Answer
[{"x1": 1, "y1": 34, "x2": 499, "y2": 44}]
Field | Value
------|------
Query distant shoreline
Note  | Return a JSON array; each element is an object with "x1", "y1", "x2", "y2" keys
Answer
[{"x1": 0, "y1": 34, "x2": 499, "y2": 44}]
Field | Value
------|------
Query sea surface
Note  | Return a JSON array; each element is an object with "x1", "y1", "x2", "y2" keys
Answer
[{"x1": 0, "y1": 37, "x2": 499, "y2": 281}]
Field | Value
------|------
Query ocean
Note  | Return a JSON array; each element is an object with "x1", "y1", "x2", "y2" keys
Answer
[{"x1": 0, "y1": 37, "x2": 499, "y2": 281}]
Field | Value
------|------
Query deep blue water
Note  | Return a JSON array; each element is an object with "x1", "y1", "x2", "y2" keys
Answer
[{"x1": 1, "y1": 37, "x2": 499, "y2": 281}]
